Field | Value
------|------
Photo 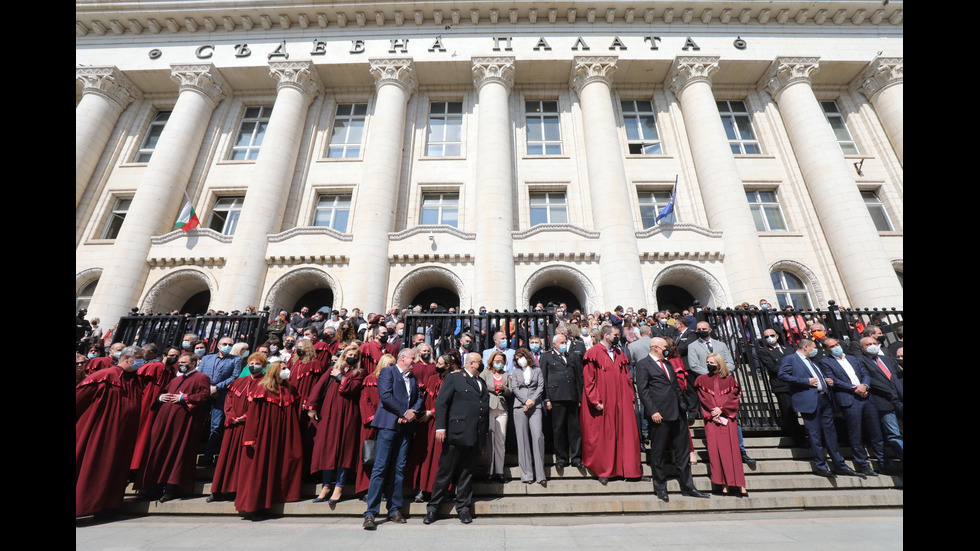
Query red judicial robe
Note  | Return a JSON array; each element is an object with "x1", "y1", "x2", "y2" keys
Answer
[
  {"x1": 355, "y1": 373, "x2": 379, "y2": 494},
  {"x1": 694, "y1": 373, "x2": 745, "y2": 487},
  {"x1": 84, "y1": 355, "x2": 113, "y2": 376},
  {"x1": 580, "y1": 343, "x2": 642, "y2": 478},
  {"x1": 130, "y1": 360, "x2": 174, "y2": 470},
  {"x1": 306, "y1": 368, "x2": 365, "y2": 473},
  {"x1": 404, "y1": 361, "x2": 437, "y2": 490},
  {"x1": 288, "y1": 355, "x2": 325, "y2": 476},
  {"x1": 76, "y1": 366, "x2": 143, "y2": 517},
  {"x1": 359, "y1": 341, "x2": 384, "y2": 376},
  {"x1": 417, "y1": 370, "x2": 448, "y2": 493},
  {"x1": 210, "y1": 373, "x2": 261, "y2": 494},
  {"x1": 136, "y1": 370, "x2": 210, "y2": 488},
  {"x1": 235, "y1": 383, "x2": 303, "y2": 513}
]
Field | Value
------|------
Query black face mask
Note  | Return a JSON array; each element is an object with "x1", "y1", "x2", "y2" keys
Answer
[
  {"x1": 697, "y1": 330, "x2": 711, "y2": 339},
  {"x1": 706, "y1": 363, "x2": 718, "y2": 373},
  {"x1": 345, "y1": 356, "x2": 358, "y2": 366},
  {"x1": 461, "y1": 341, "x2": 471, "y2": 350},
  {"x1": 284, "y1": 342, "x2": 295, "y2": 349},
  {"x1": 610, "y1": 336, "x2": 621, "y2": 347},
  {"x1": 421, "y1": 352, "x2": 431, "y2": 361},
  {"x1": 165, "y1": 356, "x2": 177, "y2": 365},
  {"x1": 378, "y1": 334, "x2": 388, "y2": 345}
]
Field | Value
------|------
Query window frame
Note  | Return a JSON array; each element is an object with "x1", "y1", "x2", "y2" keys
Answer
[
  {"x1": 528, "y1": 190, "x2": 568, "y2": 226},
  {"x1": 621, "y1": 99, "x2": 663, "y2": 155},
  {"x1": 717, "y1": 100, "x2": 761, "y2": 155},
  {"x1": 326, "y1": 103, "x2": 368, "y2": 159},
  {"x1": 312, "y1": 193, "x2": 352, "y2": 231},
  {"x1": 821, "y1": 101, "x2": 859, "y2": 155},
  {"x1": 637, "y1": 188, "x2": 677, "y2": 227},
  {"x1": 745, "y1": 189, "x2": 788, "y2": 232},
  {"x1": 135, "y1": 110, "x2": 171, "y2": 163},
  {"x1": 99, "y1": 197, "x2": 132, "y2": 240},
  {"x1": 207, "y1": 196, "x2": 245, "y2": 235},
  {"x1": 861, "y1": 189, "x2": 894, "y2": 232},
  {"x1": 420, "y1": 192, "x2": 460, "y2": 227},
  {"x1": 525, "y1": 100, "x2": 563, "y2": 156},
  {"x1": 771, "y1": 271, "x2": 814, "y2": 310},
  {"x1": 425, "y1": 101, "x2": 464, "y2": 157},
  {"x1": 229, "y1": 106, "x2": 273, "y2": 161}
]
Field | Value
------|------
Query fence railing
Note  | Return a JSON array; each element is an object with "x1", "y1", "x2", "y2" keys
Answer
[
  {"x1": 112, "y1": 308, "x2": 272, "y2": 354},
  {"x1": 403, "y1": 310, "x2": 556, "y2": 356}
]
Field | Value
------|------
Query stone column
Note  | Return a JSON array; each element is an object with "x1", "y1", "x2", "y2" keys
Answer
[
  {"x1": 472, "y1": 57, "x2": 517, "y2": 310},
  {"x1": 88, "y1": 64, "x2": 227, "y2": 327},
  {"x1": 667, "y1": 56, "x2": 774, "y2": 304},
  {"x1": 762, "y1": 57, "x2": 903, "y2": 308},
  {"x1": 213, "y1": 61, "x2": 323, "y2": 311},
  {"x1": 571, "y1": 57, "x2": 647, "y2": 309},
  {"x1": 854, "y1": 57, "x2": 903, "y2": 166},
  {"x1": 76, "y1": 66, "x2": 142, "y2": 208},
  {"x1": 345, "y1": 59, "x2": 416, "y2": 312}
]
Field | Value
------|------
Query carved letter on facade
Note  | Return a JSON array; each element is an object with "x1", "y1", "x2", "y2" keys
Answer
[
  {"x1": 268, "y1": 40, "x2": 289, "y2": 59},
  {"x1": 533, "y1": 37, "x2": 552, "y2": 51},
  {"x1": 195, "y1": 45, "x2": 214, "y2": 59},
  {"x1": 572, "y1": 37, "x2": 591, "y2": 51},
  {"x1": 429, "y1": 37, "x2": 446, "y2": 52},
  {"x1": 234, "y1": 44, "x2": 251, "y2": 57},
  {"x1": 682, "y1": 37, "x2": 701, "y2": 51},
  {"x1": 608, "y1": 37, "x2": 627, "y2": 51},
  {"x1": 644, "y1": 36, "x2": 662, "y2": 50},
  {"x1": 350, "y1": 39, "x2": 365, "y2": 54},
  {"x1": 310, "y1": 40, "x2": 327, "y2": 55}
]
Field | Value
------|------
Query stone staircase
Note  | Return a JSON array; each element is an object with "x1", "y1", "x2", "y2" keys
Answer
[{"x1": 120, "y1": 426, "x2": 902, "y2": 517}]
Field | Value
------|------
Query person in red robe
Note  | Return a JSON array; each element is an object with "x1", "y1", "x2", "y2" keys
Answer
[
  {"x1": 136, "y1": 353, "x2": 210, "y2": 502},
  {"x1": 130, "y1": 346, "x2": 179, "y2": 470},
  {"x1": 580, "y1": 325, "x2": 642, "y2": 481},
  {"x1": 306, "y1": 344, "x2": 365, "y2": 503},
  {"x1": 288, "y1": 340, "x2": 325, "y2": 478},
  {"x1": 354, "y1": 354, "x2": 394, "y2": 495},
  {"x1": 359, "y1": 327, "x2": 387, "y2": 376},
  {"x1": 405, "y1": 343, "x2": 437, "y2": 493},
  {"x1": 84, "y1": 342, "x2": 124, "y2": 376},
  {"x1": 694, "y1": 353, "x2": 746, "y2": 496},
  {"x1": 76, "y1": 346, "x2": 144, "y2": 517},
  {"x1": 417, "y1": 353, "x2": 457, "y2": 495},
  {"x1": 235, "y1": 360, "x2": 304, "y2": 517},
  {"x1": 209, "y1": 353, "x2": 266, "y2": 502}
]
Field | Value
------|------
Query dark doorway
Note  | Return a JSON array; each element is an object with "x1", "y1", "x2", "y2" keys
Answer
[
  {"x1": 410, "y1": 287, "x2": 459, "y2": 311},
  {"x1": 529, "y1": 286, "x2": 580, "y2": 311},
  {"x1": 293, "y1": 288, "x2": 335, "y2": 313},
  {"x1": 656, "y1": 285, "x2": 696, "y2": 313},
  {"x1": 180, "y1": 290, "x2": 211, "y2": 315}
]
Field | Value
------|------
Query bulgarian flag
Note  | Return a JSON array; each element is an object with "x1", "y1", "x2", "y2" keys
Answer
[{"x1": 175, "y1": 191, "x2": 200, "y2": 231}]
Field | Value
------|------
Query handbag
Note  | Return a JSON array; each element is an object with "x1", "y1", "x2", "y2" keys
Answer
[{"x1": 362, "y1": 438, "x2": 377, "y2": 467}]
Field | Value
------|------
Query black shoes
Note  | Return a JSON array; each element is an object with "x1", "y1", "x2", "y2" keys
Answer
[
  {"x1": 570, "y1": 459, "x2": 584, "y2": 468},
  {"x1": 860, "y1": 465, "x2": 878, "y2": 477},
  {"x1": 835, "y1": 465, "x2": 866, "y2": 479},
  {"x1": 423, "y1": 511, "x2": 437, "y2": 525},
  {"x1": 741, "y1": 452, "x2": 757, "y2": 468},
  {"x1": 459, "y1": 511, "x2": 473, "y2": 524},
  {"x1": 362, "y1": 516, "x2": 377, "y2": 530},
  {"x1": 681, "y1": 489, "x2": 711, "y2": 499},
  {"x1": 597, "y1": 477, "x2": 609, "y2": 484},
  {"x1": 656, "y1": 488, "x2": 670, "y2": 502},
  {"x1": 815, "y1": 468, "x2": 838, "y2": 479}
]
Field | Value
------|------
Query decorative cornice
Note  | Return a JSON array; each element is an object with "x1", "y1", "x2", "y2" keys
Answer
[
  {"x1": 268, "y1": 254, "x2": 349, "y2": 265},
  {"x1": 75, "y1": 66, "x2": 142, "y2": 108},
  {"x1": 170, "y1": 63, "x2": 228, "y2": 105},
  {"x1": 571, "y1": 56, "x2": 617, "y2": 95},
  {"x1": 515, "y1": 252, "x2": 600, "y2": 263},
  {"x1": 369, "y1": 58, "x2": 416, "y2": 95},
  {"x1": 390, "y1": 253, "x2": 473, "y2": 263},
  {"x1": 760, "y1": 57, "x2": 820, "y2": 101},
  {"x1": 146, "y1": 256, "x2": 226, "y2": 267},
  {"x1": 388, "y1": 225, "x2": 477, "y2": 241},
  {"x1": 666, "y1": 56, "x2": 720, "y2": 99},
  {"x1": 269, "y1": 225, "x2": 353, "y2": 242},
  {"x1": 472, "y1": 57, "x2": 515, "y2": 92},
  {"x1": 76, "y1": 3, "x2": 904, "y2": 37},
  {"x1": 635, "y1": 222, "x2": 723, "y2": 239},
  {"x1": 853, "y1": 56, "x2": 903, "y2": 100},
  {"x1": 269, "y1": 60, "x2": 323, "y2": 102},
  {"x1": 151, "y1": 228, "x2": 232, "y2": 244},
  {"x1": 512, "y1": 223, "x2": 600, "y2": 240},
  {"x1": 638, "y1": 251, "x2": 724, "y2": 262}
]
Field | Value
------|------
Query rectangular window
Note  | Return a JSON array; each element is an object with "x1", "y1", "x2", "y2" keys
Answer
[
  {"x1": 327, "y1": 103, "x2": 367, "y2": 158},
  {"x1": 821, "y1": 101, "x2": 859, "y2": 155},
  {"x1": 426, "y1": 102, "x2": 463, "y2": 156},
  {"x1": 526, "y1": 101, "x2": 562, "y2": 155},
  {"x1": 420, "y1": 192, "x2": 459, "y2": 227},
  {"x1": 622, "y1": 100, "x2": 662, "y2": 154},
  {"x1": 717, "y1": 100, "x2": 760, "y2": 154},
  {"x1": 313, "y1": 194, "x2": 351, "y2": 231},
  {"x1": 100, "y1": 198, "x2": 131, "y2": 239},
  {"x1": 529, "y1": 191, "x2": 567, "y2": 226},
  {"x1": 862, "y1": 190, "x2": 894, "y2": 231},
  {"x1": 208, "y1": 196, "x2": 244, "y2": 235},
  {"x1": 230, "y1": 106, "x2": 273, "y2": 161},
  {"x1": 638, "y1": 190, "x2": 676, "y2": 227},
  {"x1": 746, "y1": 189, "x2": 787, "y2": 232},
  {"x1": 136, "y1": 111, "x2": 171, "y2": 162}
]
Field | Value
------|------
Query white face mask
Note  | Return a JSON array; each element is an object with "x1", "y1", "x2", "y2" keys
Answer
[{"x1": 517, "y1": 357, "x2": 528, "y2": 368}]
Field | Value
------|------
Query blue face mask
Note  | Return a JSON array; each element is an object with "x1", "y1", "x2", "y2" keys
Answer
[
  {"x1": 220, "y1": 345, "x2": 233, "y2": 355},
  {"x1": 830, "y1": 346, "x2": 843, "y2": 357},
  {"x1": 559, "y1": 344, "x2": 568, "y2": 354},
  {"x1": 194, "y1": 349, "x2": 206, "y2": 357},
  {"x1": 87, "y1": 353, "x2": 98, "y2": 359},
  {"x1": 181, "y1": 340, "x2": 191, "y2": 349},
  {"x1": 132, "y1": 359, "x2": 145, "y2": 369},
  {"x1": 530, "y1": 343, "x2": 540, "y2": 352}
]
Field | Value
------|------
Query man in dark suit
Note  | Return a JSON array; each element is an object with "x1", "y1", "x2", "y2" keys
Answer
[
  {"x1": 636, "y1": 337, "x2": 710, "y2": 502},
  {"x1": 541, "y1": 334, "x2": 583, "y2": 468},
  {"x1": 757, "y1": 328, "x2": 806, "y2": 448},
  {"x1": 818, "y1": 337, "x2": 887, "y2": 477},
  {"x1": 858, "y1": 337, "x2": 903, "y2": 464},
  {"x1": 363, "y1": 348, "x2": 425, "y2": 530},
  {"x1": 778, "y1": 339, "x2": 862, "y2": 479},
  {"x1": 424, "y1": 352, "x2": 490, "y2": 525}
]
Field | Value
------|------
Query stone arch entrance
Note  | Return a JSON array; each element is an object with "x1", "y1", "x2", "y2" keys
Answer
[
  {"x1": 141, "y1": 268, "x2": 216, "y2": 315},
  {"x1": 521, "y1": 265, "x2": 598, "y2": 313},
  {"x1": 650, "y1": 264, "x2": 728, "y2": 310},
  {"x1": 265, "y1": 267, "x2": 342, "y2": 314},
  {"x1": 391, "y1": 266, "x2": 468, "y2": 311}
]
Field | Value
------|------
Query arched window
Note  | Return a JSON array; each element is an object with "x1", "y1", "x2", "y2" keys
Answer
[
  {"x1": 771, "y1": 271, "x2": 813, "y2": 310},
  {"x1": 76, "y1": 279, "x2": 98, "y2": 313}
]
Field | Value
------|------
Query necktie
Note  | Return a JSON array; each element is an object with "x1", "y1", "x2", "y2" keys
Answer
[
  {"x1": 875, "y1": 358, "x2": 892, "y2": 380},
  {"x1": 805, "y1": 358, "x2": 826, "y2": 393},
  {"x1": 706, "y1": 342, "x2": 714, "y2": 353},
  {"x1": 658, "y1": 359, "x2": 672, "y2": 380}
]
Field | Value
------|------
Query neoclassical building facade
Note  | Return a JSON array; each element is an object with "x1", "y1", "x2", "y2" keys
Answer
[{"x1": 76, "y1": 1, "x2": 904, "y2": 327}]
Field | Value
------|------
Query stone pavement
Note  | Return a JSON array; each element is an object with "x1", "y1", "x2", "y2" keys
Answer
[{"x1": 76, "y1": 509, "x2": 902, "y2": 550}]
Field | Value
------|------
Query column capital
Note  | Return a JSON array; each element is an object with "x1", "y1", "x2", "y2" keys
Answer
[
  {"x1": 369, "y1": 58, "x2": 417, "y2": 95},
  {"x1": 472, "y1": 57, "x2": 515, "y2": 92},
  {"x1": 76, "y1": 66, "x2": 142, "y2": 108},
  {"x1": 666, "y1": 56, "x2": 720, "y2": 99},
  {"x1": 170, "y1": 63, "x2": 228, "y2": 106},
  {"x1": 269, "y1": 60, "x2": 323, "y2": 103},
  {"x1": 852, "y1": 56, "x2": 903, "y2": 100},
  {"x1": 760, "y1": 57, "x2": 820, "y2": 101},
  {"x1": 570, "y1": 56, "x2": 617, "y2": 95}
]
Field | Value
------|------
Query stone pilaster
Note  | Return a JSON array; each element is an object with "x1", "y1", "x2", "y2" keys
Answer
[{"x1": 854, "y1": 57, "x2": 903, "y2": 166}]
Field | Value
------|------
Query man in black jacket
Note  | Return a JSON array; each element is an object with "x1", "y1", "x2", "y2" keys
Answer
[{"x1": 541, "y1": 334, "x2": 583, "y2": 468}]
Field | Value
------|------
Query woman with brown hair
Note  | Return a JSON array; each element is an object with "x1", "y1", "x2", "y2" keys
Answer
[
  {"x1": 694, "y1": 353, "x2": 747, "y2": 497},
  {"x1": 510, "y1": 347, "x2": 546, "y2": 485},
  {"x1": 481, "y1": 350, "x2": 512, "y2": 482},
  {"x1": 306, "y1": 344, "x2": 365, "y2": 504}
]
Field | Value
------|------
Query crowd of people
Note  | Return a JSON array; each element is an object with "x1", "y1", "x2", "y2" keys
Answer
[{"x1": 76, "y1": 300, "x2": 903, "y2": 524}]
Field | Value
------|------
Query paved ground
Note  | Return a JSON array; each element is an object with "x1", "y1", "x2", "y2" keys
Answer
[{"x1": 76, "y1": 509, "x2": 902, "y2": 550}]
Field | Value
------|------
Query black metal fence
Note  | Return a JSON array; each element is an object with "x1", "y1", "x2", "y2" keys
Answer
[
  {"x1": 112, "y1": 307, "x2": 272, "y2": 354},
  {"x1": 697, "y1": 300, "x2": 903, "y2": 431},
  {"x1": 403, "y1": 309, "x2": 556, "y2": 356}
]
